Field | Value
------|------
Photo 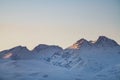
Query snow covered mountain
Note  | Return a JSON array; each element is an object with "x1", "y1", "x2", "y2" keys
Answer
[
  {"x1": 50, "y1": 36, "x2": 120, "y2": 68},
  {"x1": 0, "y1": 46, "x2": 32, "y2": 60},
  {"x1": 69, "y1": 36, "x2": 119, "y2": 49},
  {"x1": 0, "y1": 44, "x2": 63, "y2": 60},
  {"x1": 0, "y1": 36, "x2": 120, "y2": 80}
]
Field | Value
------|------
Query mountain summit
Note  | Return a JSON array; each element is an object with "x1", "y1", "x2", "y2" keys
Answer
[
  {"x1": 69, "y1": 38, "x2": 91, "y2": 49},
  {"x1": 94, "y1": 36, "x2": 119, "y2": 47},
  {"x1": 69, "y1": 36, "x2": 119, "y2": 49}
]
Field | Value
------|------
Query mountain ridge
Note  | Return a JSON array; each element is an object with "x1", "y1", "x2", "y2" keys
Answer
[
  {"x1": 69, "y1": 36, "x2": 119, "y2": 49},
  {"x1": 0, "y1": 36, "x2": 119, "y2": 60},
  {"x1": 0, "y1": 36, "x2": 119, "y2": 52}
]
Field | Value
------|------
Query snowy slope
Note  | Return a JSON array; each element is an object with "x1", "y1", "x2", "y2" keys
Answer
[
  {"x1": 90, "y1": 64, "x2": 120, "y2": 80},
  {"x1": 0, "y1": 60, "x2": 73, "y2": 80}
]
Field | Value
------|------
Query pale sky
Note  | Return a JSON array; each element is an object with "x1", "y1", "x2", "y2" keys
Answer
[{"x1": 0, "y1": 0, "x2": 120, "y2": 50}]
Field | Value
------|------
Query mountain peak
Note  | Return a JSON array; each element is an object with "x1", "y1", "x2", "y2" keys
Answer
[
  {"x1": 68, "y1": 36, "x2": 119, "y2": 49},
  {"x1": 97, "y1": 36, "x2": 109, "y2": 41},
  {"x1": 9, "y1": 45, "x2": 29, "y2": 51},
  {"x1": 32, "y1": 44, "x2": 49, "y2": 52},
  {"x1": 69, "y1": 38, "x2": 91, "y2": 49},
  {"x1": 76, "y1": 38, "x2": 88, "y2": 44},
  {"x1": 94, "y1": 36, "x2": 119, "y2": 47}
]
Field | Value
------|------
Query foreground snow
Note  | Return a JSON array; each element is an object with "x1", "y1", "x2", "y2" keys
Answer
[{"x1": 0, "y1": 60, "x2": 78, "y2": 80}]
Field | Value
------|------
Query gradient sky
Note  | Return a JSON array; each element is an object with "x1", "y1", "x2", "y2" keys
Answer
[{"x1": 0, "y1": 0, "x2": 120, "y2": 50}]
